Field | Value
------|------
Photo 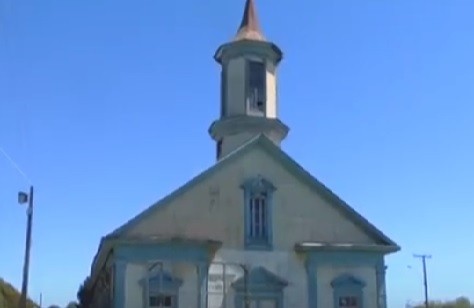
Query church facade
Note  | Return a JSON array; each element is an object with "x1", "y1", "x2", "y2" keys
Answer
[{"x1": 85, "y1": 1, "x2": 400, "y2": 307}]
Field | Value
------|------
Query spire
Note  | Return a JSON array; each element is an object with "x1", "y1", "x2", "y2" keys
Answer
[{"x1": 234, "y1": 0, "x2": 266, "y2": 41}]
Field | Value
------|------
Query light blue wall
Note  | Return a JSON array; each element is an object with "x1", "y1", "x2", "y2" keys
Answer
[
  {"x1": 304, "y1": 251, "x2": 386, "y2": 308},
  {"x1": 111, "y1": 242, "x2": 213, "y2": 308}
]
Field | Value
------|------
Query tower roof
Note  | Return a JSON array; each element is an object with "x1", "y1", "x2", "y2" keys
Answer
[{"x1": 234, "y1": 0, "x2": 266, "y2": 42}]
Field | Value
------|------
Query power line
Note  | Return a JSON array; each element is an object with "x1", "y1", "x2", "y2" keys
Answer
[
  {"x1": 0, "y1": 146, "x2": 32, "y2": 184},
  {"x1": 413, "y1": 254, "x2": 432, "y2": 308}
]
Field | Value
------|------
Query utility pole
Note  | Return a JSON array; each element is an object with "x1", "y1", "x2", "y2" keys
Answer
[
  {"x1": 413, "y1": 254, "x2": 431, "y2": 308},
  {"x1": 18, "y1": 186, "x2": 34, "y2": 308}
]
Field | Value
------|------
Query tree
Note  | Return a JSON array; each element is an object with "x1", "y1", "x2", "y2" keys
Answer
[
  {"x1": 414, "y1": 297, "x2": 472, "y2": 308},
  {"x1": 76, "y1": 276, "x2": 93, "y2": 308},
  {"x1": 66, "y1": 301, "x2": 80, "y2": 308}
]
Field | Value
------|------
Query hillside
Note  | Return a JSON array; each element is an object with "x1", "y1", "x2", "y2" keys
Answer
[{"x1": 0, "y1": 278, "x2": 38, "y2": 308}]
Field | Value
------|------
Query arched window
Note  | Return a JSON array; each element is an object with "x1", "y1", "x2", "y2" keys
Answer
[
  {"x1": 232, "y1": 266, "x2": 287, "y2": 308},
  {"x1": 331, "y1": 274, "x2": 366, "y2": 308},
  {"x1": 139, "y1": 268, "x2": 182, "y2": 308},
  {"x1": 241, "y1": 176, "x2": 276, "y2": 249}
]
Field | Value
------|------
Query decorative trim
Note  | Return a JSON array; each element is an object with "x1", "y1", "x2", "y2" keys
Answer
[
  {"x1": 331, "y1": 274, "x2": 366, "y2": 308},
  {"x1": 197, "y1": 263, "x2": 209, "y2": 308},
  {"x1": 295, "y1": 242, "x2": 399, "y2": 254},
  {"x1": 376, "y1": 259, "x2": 387, "y2": 308},
  {"x1": 140, "y1": 269, "x2": 182, "y2": 308},
  {"x1": 241, "y1": 176, "x2": 276, "y2": 250},
  {"x1": 305, "y1": 260, "x2": 317, "y2": 308},
  {"x1": 214, "y1": 40, "x2": 283, "y2": 65},
  {"x1": 113, "y1": 260, "x2": 126, "y2": 308},
  {"x1": 209, "y1": 116, "x2": 289, "y2": 143},
  {"x1": 331, "y1": 274, "x2": 366, "y2": 288},
  {"x1": 232, "y1": 267, "x2": 287, "y2": 308},
  {"x1": 140, "y1": 271, "x2": 183, "y2": 293}
]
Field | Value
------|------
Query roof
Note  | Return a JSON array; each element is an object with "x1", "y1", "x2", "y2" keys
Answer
[{"x1": 234, "y1": 0, "x2": 266, "y2": 42}]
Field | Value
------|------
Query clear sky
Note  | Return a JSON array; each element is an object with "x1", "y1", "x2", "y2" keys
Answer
[{"x1": 1, "y1": 0, "x2": 473, "y2": 306}]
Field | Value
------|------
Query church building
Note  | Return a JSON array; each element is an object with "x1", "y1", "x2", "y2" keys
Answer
[{"x1": 86, "y1": 1, "x2": 400, "y2": 307}]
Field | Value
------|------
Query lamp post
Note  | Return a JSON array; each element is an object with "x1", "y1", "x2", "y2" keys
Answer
[{"x1": 18, "y1": 185, "x2": 34, "y2": 308}]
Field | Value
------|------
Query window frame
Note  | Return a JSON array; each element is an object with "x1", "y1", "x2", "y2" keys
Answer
[
  {"x1": 331, "y1": 274, "x2": 366, "y2": 308},
  {"x1": 140, "y1": 265, "x2": 183, "y2": 308},
  {"x1": 246, "y1": 59, "x2": 267, "y2": 116},
  {"x1": 241, "y1": 176, "x2": 276, "y2": 250},
  {"x1": 221, "y1": 66, "x2": 227, "y2": 117},
  {"x1": 232, "y1": 266, "x2": 287, "y2": 308},
  {"x1": 216, "y1": 139, "x2": 223, "y2": 160}
]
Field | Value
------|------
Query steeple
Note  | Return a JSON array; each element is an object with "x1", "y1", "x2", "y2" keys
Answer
[
  {"x1": 234, "y1": 0, "x2": 265, "y2": 42},
  {"x1": 209, "y1": 0, "x2": 288, "y2": 161}
]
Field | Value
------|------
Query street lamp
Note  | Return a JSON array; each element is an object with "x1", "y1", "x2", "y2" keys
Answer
[{"x1": 18, "y1": 185, "x2": 34, "y2": 308}]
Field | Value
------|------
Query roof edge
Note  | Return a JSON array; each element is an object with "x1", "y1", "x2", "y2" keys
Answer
[{"x1": 295, "y1": 242, "x2": 400, "y2": 254}]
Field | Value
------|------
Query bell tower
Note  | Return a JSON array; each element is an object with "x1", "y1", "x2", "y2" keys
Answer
[{"x1": 209, "y1": 0, "x2": 289, "y2": 160}]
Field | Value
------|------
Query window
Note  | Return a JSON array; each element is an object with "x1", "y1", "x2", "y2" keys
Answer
[
  {"x1": 249, "y1": 191, "x2": 268, "y2": 241},
  {"x1": 232, "y1": 267, "x2": 287, "y2": 308},
  {"x1": 241, "y1": 177, "x2": 276, "y2": 249},
  {"x1": 247, "y1": 60, "x2": 266, "y2": 115},
  {"x1": 331, "y1": 274, "x2": 365, "y2": 308},
  {"x1": 221, "y1": 67, "x2": 227, "y2": 117},
  {"x1": 140, "y1": 266, "x2": 182, "y2": 308},
  {"x1": 217, "y1": 139, "x2": 223, "y2": 159},
  {"x1": 338, "y1": 296, "x2": 359, "y2": 307},
  {"x1": 149, "y1": 295, "x2": 175, "y2": 307}
]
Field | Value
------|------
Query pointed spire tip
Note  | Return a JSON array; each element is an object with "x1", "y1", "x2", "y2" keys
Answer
[{"x1": 234, "y1": 0, "x2": 266, "y2": 42}]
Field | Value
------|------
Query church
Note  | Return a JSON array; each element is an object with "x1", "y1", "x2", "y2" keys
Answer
[{"x1": 85, "y1": 0, "x2": 400, "y2": 307}]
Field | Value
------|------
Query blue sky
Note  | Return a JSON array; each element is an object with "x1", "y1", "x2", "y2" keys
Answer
[{"x1": 1, "y1": 0, "x2": 473, "y2": 306}]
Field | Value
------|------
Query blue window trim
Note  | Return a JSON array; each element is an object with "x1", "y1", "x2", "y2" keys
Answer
[
  {"x1": 303, "y1": 251, "x2": 386, "y2": 308},
  {"x1": 241, "y1": 176, "x2": 276, "y2": 250},
  {"x1": 112, "y1": 242, "x2": 214, "y2": 308},
  {"x1": 232, "y1": 266, "x2": 287, "y2": 308},
  {"x1": 139, "y1": 270, "x2": 183, "y2": 308},
  {"x1": 331, "y1": 274, "x2": 366, "y2": 308}
]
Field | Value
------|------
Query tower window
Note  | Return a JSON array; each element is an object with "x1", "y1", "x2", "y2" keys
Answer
[
  {"x1": 247, "y1": 61, "x2": 266, "y2": 115},
  {"x1": 216, "y1": 140, "x2": 223, "y2": 159},
  {"x1": 221, "y1": 67, "x2": 227, "y2": 117}
]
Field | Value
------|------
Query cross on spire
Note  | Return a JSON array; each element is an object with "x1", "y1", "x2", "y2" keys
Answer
[{"x1": 234, "y1": 0, "x2": 266, "y2": 41}]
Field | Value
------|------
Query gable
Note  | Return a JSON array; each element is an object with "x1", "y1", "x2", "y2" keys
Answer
[{"x1": 106, "y1": 135, "x2": 398, "y2": 250}]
